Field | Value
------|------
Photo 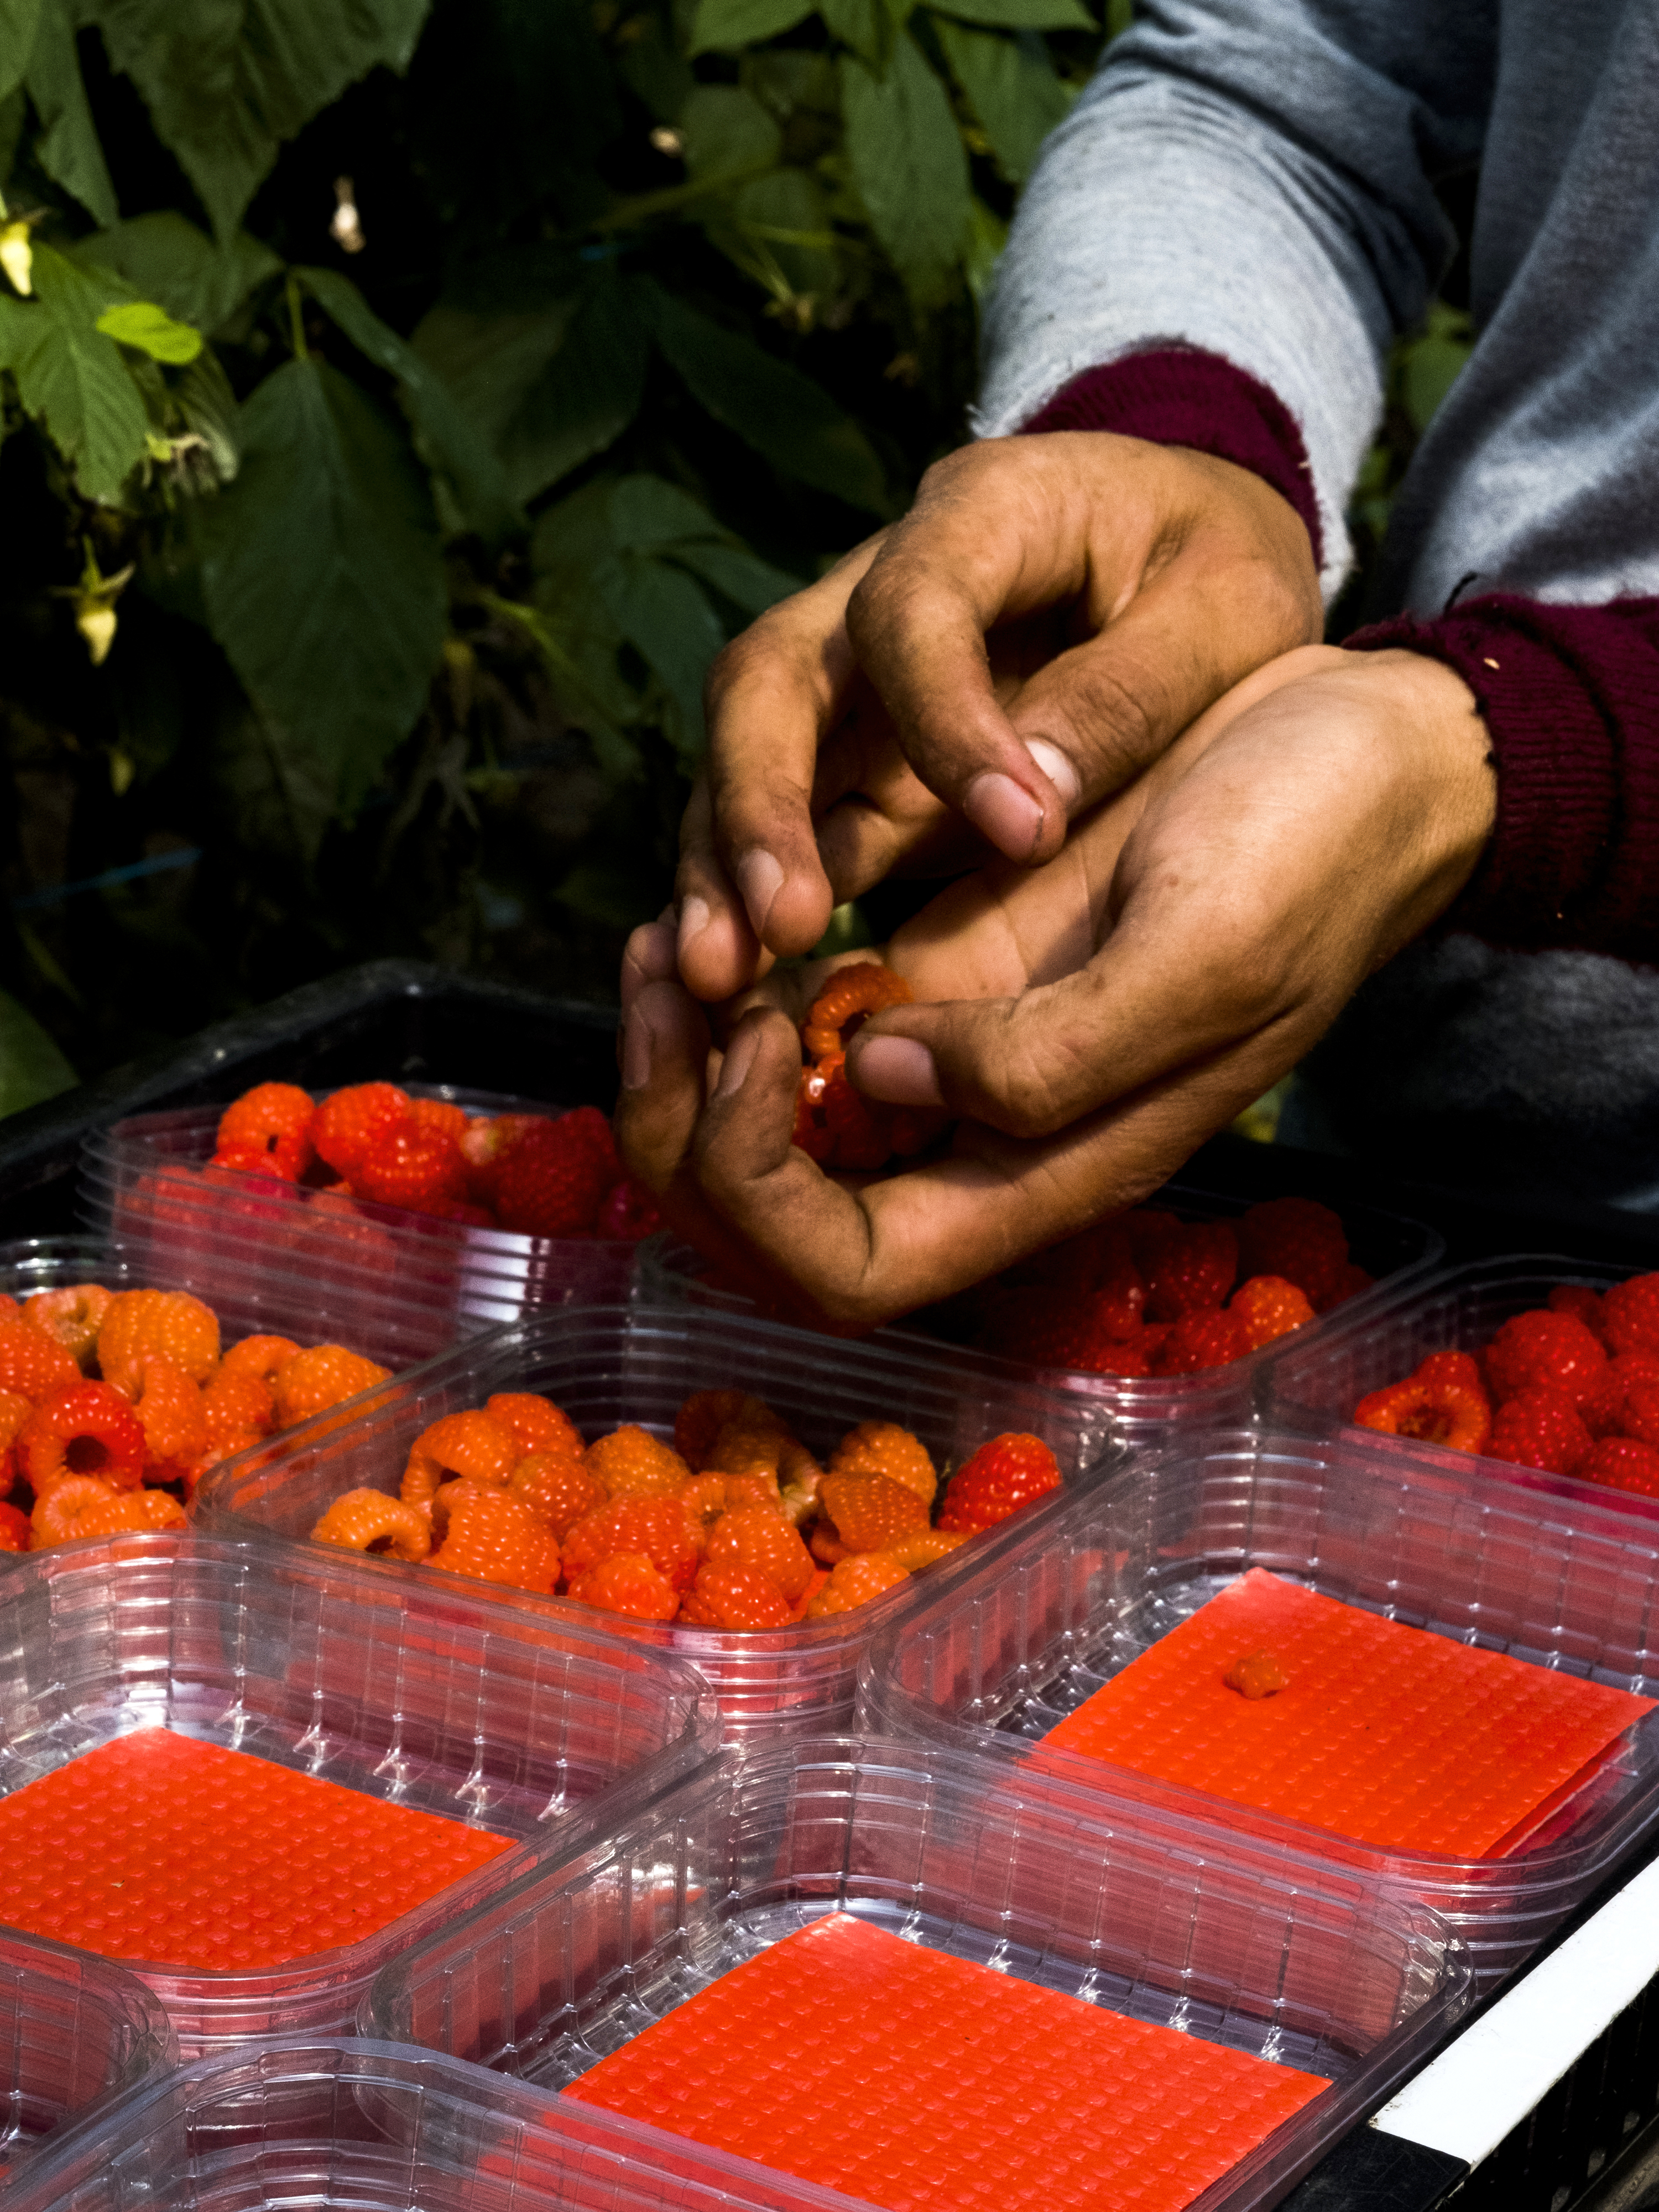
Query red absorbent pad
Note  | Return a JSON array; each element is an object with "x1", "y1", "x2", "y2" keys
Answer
[
  {"x1": 567, "y1": 1911, "x2": 1329, "y2": 2212},
  {"x1": 0, "y1": 1728, "x2": 513, "y2": 1971},
  {"x1": 1043, "y1": 1567, "x2": 1656, "y2": 1858}
]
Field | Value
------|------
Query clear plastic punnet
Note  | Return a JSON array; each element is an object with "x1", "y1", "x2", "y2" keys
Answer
[
  {"x1": 635, "y1": 1183, "x2": 1444, "y2": 1439},
  {"x1": 0, "y1": 1928, "x2": 174, "y2": 2181},
  {"x1": 862, "y1": 1426, "x2": 1659, "y2": 1986},
  {"x1": 193, "y1": 1301, "x2": 1123, "y2": 1736},
  {"x1": 79, "y1": 1087, "x2": 641, "y2": 1338},
  {"x1": 0, "y1": 1531, "x2": 716, "y2": 2059},
  {"x1": 362, "y1": 1733, "x2": 1469, "y2": 2212}
]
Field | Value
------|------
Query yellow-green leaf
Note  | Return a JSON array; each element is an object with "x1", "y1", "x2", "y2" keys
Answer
[{"x1": 96, "y1": 298, "x2": 204, "y2": 363}]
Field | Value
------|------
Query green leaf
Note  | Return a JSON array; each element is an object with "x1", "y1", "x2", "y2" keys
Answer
[
  {"x1": 296, "y1": 264, "x2": 518, "y2": 542},
  {"x1": 96, "y1": 299, "x2": 204, "y2": 363},
  {"x1": 634, "y1": 278, "x2": 888, "y2": 514},
  {"x1": 74, "y1": 213, "x2": 280, "y2": 334},
  {"x1": 963, "y1": 191, "x2": 1006, "y2": 305},
  {"x1": 931, "y1": 0, "x2": 1092, "y2": 27},
  {"x1": 680, "y1": 85, "x2": 781, "y2": 180},
  {"x1": 0, "y1": 989, "x2": 76, "y2": 1118},
  {"x1": 840, "y1": 36, "x2": 970, "y2": 310},
  {"x1": 821, "y1": 0, "x2": 894, "y2": 62},
  {"x1": 0, "y1": 0, "x2": 40, "y2": 106},
  {"x1": 495, "y1": 273, "x2": 649, "y2": 507},
  {"x1": 93, "y1": 0, "x2": 431, "y2": 242},
  {"x1": 0, "y1": 86, "x2": 25, "y2": 186},
  {"x1": 671, "y1": 538, "x2": 800, "y2": 617},
  {"x1": 25, "y1": 0, "x2": 117, "y2": 225},
  {"x1": 195, "y1": 357, "x2": 446, "y2": 808},
  {"x1": 726, "y1": 167, "x2": 839, "y2": 298},
  {"x1": 174, "y1": 344, "x2": 241, "y2": 479},
  {"x1": 0, "y1": 246, "x2": 150, "y2": 500},
  {"x1": 688, "y1": 0, "x2": 813, "y2": 55},
  {"x1": 934, "y1": 18, "x2": 1071, "y2": 180}
]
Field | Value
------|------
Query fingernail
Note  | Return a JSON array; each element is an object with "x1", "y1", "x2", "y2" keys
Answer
[
  {"x1": 622, "y1": 1009, "x2": 655, "y2": 1091},
  {"x1": 736, "y1": 850, "x2": 785, "y2": 938},
  {"x1": 963, "y1": 771, "x2": 1044, "y2": 859},
  {"x1": 677, "y1": 896, "x2": 711, "y2": 964},
  {"x1": 716, "y1": 1023, "x2": 763, "y2": 1099},
  {"x1": 852, "y1": 1035, "x2": 944, "y2": 1107},
  {"x1": 1024, "y1": 736, "x2": 1081, "y2": 811}
]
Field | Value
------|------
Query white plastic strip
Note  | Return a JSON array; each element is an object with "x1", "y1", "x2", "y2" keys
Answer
[{"x1": 1373, "y1": 1855, "x2": 1659, "y2": 2166}]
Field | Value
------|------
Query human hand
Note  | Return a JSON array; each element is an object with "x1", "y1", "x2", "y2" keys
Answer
[
  {"x1": 617, "y1": 646, "x2": 1495, "y2": 1328},
  {"x1": 672, "y1": 431, "x2": 1323, "y2": 1005}
]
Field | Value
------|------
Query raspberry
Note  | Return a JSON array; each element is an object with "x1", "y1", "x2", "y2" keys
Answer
[
  {"x1": 220, "y1": 1335, "x2": 301, "y2": 1385},
  {"x1": 510, "y1": 1454, "x2": 607, "y2": 1537},
  {"x1": 0, "y1": 1390, "x2": 31, "y2": 1487},
  {"x1": 827, "y1": 1421, "x2": 937, "y2": 1507},
  {"x1": 1488, "y1": 1386, "x2": 1593, "y2": 1477},
  {"x1": 815, "y1": 1061, "x2": 891, "y2": 1171},
  {"x1": 790, "y1": 1568, "x2": 831, "y2": 1617},
  {"x1": 791, "y1": 1065, "x2": 837, "y2": 1164},
  {"x1": 457, "y1": 1115, "x2": 547, "y2": 1207},
  {"x1": 562, "y1": 1498, "x2": 700, "y2": 1589},
  {"x1": 981, "y1": 1286, "x2": 1147, "y2": 1371},
  {"x1": 430, "y1": 1490, "x2": 558, "y2": 1593},
  {"x1": 1355, "y1": 1352, "x2": 1493, "y2": 1454},
  {"x1": 1151, "y1": 1309, "x2": 1249, "y2": 1374},
  {"x1": 401, "y1": 1412, "x2": 520, "y2": 1507},
  {"x1": 214, "y1": 1083, "x2": 316, "y2": 1181},
  {"x1": 494, "y1": 1110, "x2": 618, "y2": 1237},
  {"x1": 706, "y1": 1402, "x2": 817, "y2": 1491},
  {"x1": 677, "y1": 1562, "x2": 791, "y2": 1630},
  {"x1": 802, "y1": 963, "x2": 914, "y2": 1060},
  {"x1": 1145, "y1": 1223, "x2": 1238, "y2": 1322},
  {"x1": 1009, "y1": 1221, "x2": 1138, "y2": 1297},
  {"x1": 200, "y1": 1367, "x2": 276, "y2": 1452},
  {"x1": 818, "y1": 1472, "x2": 928, "y2": 1552},
  {"x1": 312, "y1": 1084, "x2": 411, "y2": 1179},
  {"x1": 1549, "y1": 1284, "x2": 1609, "y2": 1342},
  {"x1": 409, "y1": 1098, "x2": 468, "y2": 1146},
  {"x1": 16, "y1": 1383, "x2": 147, "y2": 1493},
  {"x1": 1604, "y1": 1275, "x2": 1659, "y2": 1359},
  {"x1": 679, "y1": 1474, "x2": 732, "y2": 1543},
  {"x1": 674, "y1": 1390, "x2": 750, "y2": 1472},
  {"x1": 1623, "y1": 1383, "x2": 1659, "y2": 1449},
  {"x1": 97, "y1": 1290, "x2": 219, "y2": 1392},
  {"x1": 1224, "y1": 1648, "x2": 1290, "y2": 1700},
  {"x1": 311, "y1": 1488, "x2": 432, "y2": 1561},
  {"x1": 1582, "y1": 1437, "x2": 1659, "y2": 1498},
  {"x1": 705, "y1": 1508, "x2": 816, "y2": 1600},
  {"x1": 937, "y1": 1433, "x2": 1062, "y2": 1532},
  {"x1": 586, "y1": 1425, "x2": 691, "y2": 1501},
  {"x1": 269, "y1": 1344, "x2": 391, "y2": 1429},
  {"x1": 126, "y1": 1355, "x2": 208, "y2": 1475},
  {"x1": 880, "y1": 1527, "x2": 972, "y2": 1569},
  {"x1": 0, "y1": 1503, "x2": 28, "y2": 1553},
  {"x1": 805, "y1": 1553, "x2": 911, "y2": 1617},
  {"x1": 597, "y1": 1177, "x2": 665, "y2": 1241},
  {"x1": 0, "y1": 1324, "x2": 80, "y2": 1403},
  {"x1": 1580, "y1": 1349, "x2": 1659, "y2": 1437},
  {"x1": 568, "y1": 1553, "x2": 681, "y2": 1623},
  {"x1": 1229, "y1": 1274, "x2": 1316, "y2": 1351},
  {"x1": 485, "y1": 1392, "x2": 582, "y2": 1463},
  {"x1": 1314, "y1": 1261, "x2": 1375, "y2": 1314},
  {"x1": 1122, "y1": 1208, "x2": 1185, "y2": 1275},
  {"x1": 1485, "y1": 1310, "x2": 1607, "y2": 1408},
  {"x1": 351, "y1": 1126, "x2": 468, "y2": 1215},
  {"x1": 31, "y1": 1477, "x2": 185, "y2": 1547},
  {"x1": 23, "y1": 1284, "x2": 112, "y2": 1368},
  {"x1": 1235, "y1": 1198, "x2": 1348, "y2": 1306}
]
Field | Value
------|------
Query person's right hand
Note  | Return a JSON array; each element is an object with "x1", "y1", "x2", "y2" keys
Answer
[{"x1": 673, "y1": 429, "x2": 1323, "y2": 1004}]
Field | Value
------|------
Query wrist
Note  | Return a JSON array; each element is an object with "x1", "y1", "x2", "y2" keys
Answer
[{"x1": 1343, "y1": 645, "x2": 1497, "y2": 898}]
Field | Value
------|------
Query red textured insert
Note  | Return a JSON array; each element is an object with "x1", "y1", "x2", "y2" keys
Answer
[
  {"x1": 0, "y1": 1729, "x2": 513, "y2": 1971},
  {"x1": 567, "y1": 1911, "x2": 1328, "y2": 2212},
  {"x1": 1044, "y1": 1567, "x2": 1656, "y2": 1858}
]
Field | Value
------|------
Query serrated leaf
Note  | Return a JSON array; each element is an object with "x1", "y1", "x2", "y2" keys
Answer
[
  {"x1": 934, "y1": 18, "x2": 1070, "y2": 180},
  {"x1": 604, "y1": 553, "x2": 726, "y2": 764},
  {"x1": 680, "y1": 85, "x2": 781, "y2": 180},
  {"x1": 96, "y1": 299, "x2": 204, "y2": 363},
  {"x1": 0, "y1": 0, "x2": 40, "y2": 106},
  {"x1": 932, "y1": 0, "x2": 1091, "y2": 25},
  {"x1": 93, "y1": 0, "x2": 431, "y2": 242},
  {"x1": 195, "y1": 357, "x2": 446, "y2": 809},
  {"x1": 0, "y1": 989, "x2": 76, "y2": 1118},
  {"x1": 670, "y1": 538, "x2": 800, "y2": 616},
  {"x1": 840, "y1": 36, "x2": 969, "y2": 310},
  {"x1": 0, "y1": 246, "x2": 149, "y2": 500},
  {"x1": 688, "y1": 0, "x2": 813, "y2": 55},
  {"x1": 74, "y1": 212, "x2": 280, "y2": 334},
  {"x1": 296, "y1": 264, "x2": 518, "y2": 542},
  {"x1": 25, "y1": 0, "x2": 117, "y2": 225},
  {"x1": 495, "y1": 272, "x2": 648, "y2": 506},
  {"x1": 635, "y1": 278, "x2": 888, "y2": 514}
]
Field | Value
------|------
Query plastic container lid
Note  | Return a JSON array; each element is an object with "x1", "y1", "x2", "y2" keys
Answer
[
  {"x1": 862, "y1": 1425, "x2": 1659, "y2": 1986},
  {"x1": 0, "y1": 1928, "x2": 174, "y2": 2182},
  {"x1": 635, "y1": 1180, "x2": 1444, "y2": 1439},
  {"x1": 0, "y1": 1530, "x2": 717, "y2": 2058},
  {"x1": 193, "y1": 1300, "x2": 1124, "y2": 1736},
  {"x1": 363, "y1": 1731, "x2": 1470, "y2": 2212}
]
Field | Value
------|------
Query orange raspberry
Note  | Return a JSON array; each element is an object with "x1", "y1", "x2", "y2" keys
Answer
[
  {"x1": 31, "y1": 1477, "x2": 185, "y2": 1547},
  {"x1": 810, "y1": 1523, "x2": 849, "y2": 1567},
  {"x1": 705, "y1": 1507, "x2": 816, "y2": 1600},
  {"x1": 0, "y1": 1324, "x2": 81, "y2": 1404},
  {"x1": 805, "y1": 1553, "x2": 911, "y2": 1617},
  {"x1": 23, "y1": 1285, "x2": 112, "y2": 1368},
  {"x1": 585, "y1": 1425, "x2": 691, "y2": 1501},
  {"x1": 125, "y1": 1355, "x2": 208, "y2": 1475},
  {"x1": 409, "y1": 1097, "x2": 469, "y2": 1147},
  {"x1": 311, "y1": 1488, "x2": 431, "y2": 1561},
  {"x1": 97, "y1": 1290, "x2": 220, "y2": 1392},
  {"x1": 0, "y1": 1390, "x2": 30, "y2": 1486},
  {"x1": 17, "y1": 1383, "x2": 147, "y2": 1494},
  {"x1": 879, "y1": 1527, "x2": 973, "y2": 1570},
  {"x1": 789, "y1": 1568, "x2": 831, "y2": 1619},
  {"x1": 200, "y1": 1366, "x2": 276, "y2": 1451},
  {"x1": 674, "y1": 1389, "x2": 750, "y2": 1471},
  {"x1": 828, "y1": 1421, "x2": 937, "y2": 1507},
  {"x1": 562, "y1": 1498, "x2": 700, "y2": 1589},
  {"x1": 678, "y1": 1562, "x2": 792, "y2": 1630},
  {"x1": 680, "y1": 1475, "x2": 730, "y2": 1543},
  {"x1": 1229, "y1": 1274, "x2": 1317, "y2": 1352},
  {"x1": 566, "y1": 1553, "x2": 681, "y2": 1623},
  {"x1": 818, "y1": 1472, "x2": 929, "y2": 1552},
  {"x1": 802, "y1": 962, "x2": 913, "y2": 1061},
  {"x1": 351, "y1": 1125, "x2": 469, "y2": 1215},
  {"x1": 214, "y1": 1083, "x2": 316, "y2": 1181},
  {"x1": 269, "y1": 1344, "x2": 391, "y2": 1429},
  {"x1": 485, "y1": 1392, "x2": 583, "y2": 1463},
  {"x1": 312, "y1": 1083, "x2": 411, "y2": 1179},
  {"x1": 0, "y1": 1503, "x2": 28, "y2": 1553},
  {"x1": 220, "y1": 1335, "x2": 301, "y2": 1385},
  {"x1": 400, "y1": 1412, "x2": 520, "y2": 1507},
  {"x1": 707, "y1": 1409, "x2": 820, "y2": 1494},
  {"x1": 510, "y1": 1454, "x2": 607, "y2": 1538},
  {"x1": 430, "y1": 1489, "x2": 559, "y2": 1593}
]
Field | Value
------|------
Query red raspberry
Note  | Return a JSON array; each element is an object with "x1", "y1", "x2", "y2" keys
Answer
[
  {"x1": 597, "y1": 1177, "x2": 665, "y2": 1241},
  {"x1": 818, "y1": 1062, "x2": 890, "y2": 1172},
  {"x1": 1488, "y1": 1385, "x2": 1593, "y2": 1477},
  {"x1": 1121, "y1": 1209, "x2": 1184, "y2": 1275},
  {"x1": 1548, "y1": 1284, "x2": 1609, "y2": 1342},
  {"x1": 1150, "y1": 1310, "x2": 1248, "y2": 1374},
  {"x1": 213, "y1": 1083, "x2": 316, "y2": 1181},
  {"x1": 1582, "y1": 1436, "x2": 1659, "y2": 1498},
  {"x1": 1354, "y1": 1352, "x2": 1491, "y2": 1454},
  {"x1": 1622, "y1": 1383, "x2": 1659, "y2": 1449},
  {"x1": 1603, "y1": 1274, "x2": 1659, "y2": 1359},
  {"x1": 494, "y1": 1110, "x2": 618, "y2": 1237},
  {"x1": 1145, "y1": 1222, "x2": 1237, "y2": 1322},
  {"x1": 936, "y1": 1433, "x2": 1062, "y2": 1532},
  {"x1": 1582, "y1": 1350, "x2": 1659, "y2": 1438},
  {"x1": 312, "y1": 1083, "x2": 411, "y2": 1178},
  {"x1": 458, "y1": 1114, "x2": 549, "y2": 1206},
  {"x1": 1314, "y1": 1260, "x2": 1375, "y2": 1313},
  {"x1": 1235, "y1": 1198, "x2": 1348, "y2": 1306},
  {"x1": 1484, "y1": 1310, "x2": 1607, "y2": 1408},
  {"x1": 1228, "y1": 1274, "x2": 1316, "y2": 1351},
  {"x1": 983, "y1": 1285, "x2": 1144, "y2": 1371},
  {"x1": 351, "y1": 1125, "x2": 469, "y2": 1215}
]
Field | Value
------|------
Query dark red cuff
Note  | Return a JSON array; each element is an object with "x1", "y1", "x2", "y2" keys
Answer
[
  {"x1": 1346, "y1": 595, "x2": 1659, "y2": 962},
  {"x1": 1018, "y1": 347, "x2": 1322, "y2": 570}
]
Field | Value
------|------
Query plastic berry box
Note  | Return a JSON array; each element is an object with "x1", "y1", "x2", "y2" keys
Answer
[
  {"x1": 78, "y1": 1087, "x2": 639, "y2": 1337},
  {"x1": 0, "y1": 1530, "x2": 716, "y2": 2060},
  {"x1": 192, "y1": 1301, "x2": 1123, "y2": 1737},
  {"x1": 361, "y1": 1732, "x2": 1469, "y2": 2212},
  {"x1": 0, "y1": 1928, "x2": 174, "y2": 2182},
  {"x1": 861, "y1": 1425, "x2": 1659, "y2": 1989},
  {"x1": 635, "y1": 1182, "x2": 1444, "y2": 1439}
]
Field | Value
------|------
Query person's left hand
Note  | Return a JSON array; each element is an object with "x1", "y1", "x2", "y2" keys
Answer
[{"x1": 615, "y1": 645, "x2": 1495, "y2": 1329}]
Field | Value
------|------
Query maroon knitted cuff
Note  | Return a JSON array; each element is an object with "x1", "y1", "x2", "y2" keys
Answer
[
  {"x1": 1346, "y1": 595, "x2": 1659, "y2": 962},
  {"x1": 1018, "y1": 347, "x2": 1322, "y2": 570}
]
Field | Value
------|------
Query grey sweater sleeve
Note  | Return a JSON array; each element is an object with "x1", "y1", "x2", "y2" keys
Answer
[{"x1": 974, "y1": 0, "x2": 1494, "y2": 600}]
